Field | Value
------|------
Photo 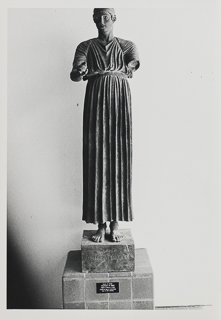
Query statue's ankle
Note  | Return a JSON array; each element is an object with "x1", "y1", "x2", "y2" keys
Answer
[
  {"x1": 110, "y1": 221, "x2": 118, "y2": 230},
  {"x1": 98, "y1": 222, "x2": 106, "y2": 230}
]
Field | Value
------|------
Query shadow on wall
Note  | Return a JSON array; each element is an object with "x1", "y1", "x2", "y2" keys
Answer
[
  {"x1": 7, "y1": 207, "x2": 84, "y2": 309},
  {"x1": 7, "y1": 230, "x2": 41, "y2": 309},
  {"x1": 7, "y1": 224, "x2": 65, "y2": 309}
]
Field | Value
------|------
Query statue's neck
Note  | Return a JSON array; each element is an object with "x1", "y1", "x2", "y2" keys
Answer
[{"x1": 98, "y1": 30, "x2": 114, "y2": 45}]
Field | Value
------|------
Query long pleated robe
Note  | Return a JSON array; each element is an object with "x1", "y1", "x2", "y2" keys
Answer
[{"x1": 72, "y1": 37, "x2": 140, "y2": 224}]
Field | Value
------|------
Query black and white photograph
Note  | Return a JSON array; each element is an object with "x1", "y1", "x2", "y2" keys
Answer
[{"x1": 2, "y1": 1, "x2": 221, "y2": 319}]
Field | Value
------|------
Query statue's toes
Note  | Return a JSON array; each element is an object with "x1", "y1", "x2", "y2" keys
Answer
[
  {"x1": 92, "y1": 236, "x2": 98, "y2": 242},
  {"x1": 116, "y1": 235, "x2": 123, "y2": 242}
]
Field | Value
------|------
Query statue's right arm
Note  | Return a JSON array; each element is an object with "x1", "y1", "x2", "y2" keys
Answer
[{"x1": 70, "y1": 41, "x2": 89, "y2": 82}]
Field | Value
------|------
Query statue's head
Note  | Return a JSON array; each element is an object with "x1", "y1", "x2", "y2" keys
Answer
[{"x1": 93, "y1": 8, "x2": 116, "y2": 33}]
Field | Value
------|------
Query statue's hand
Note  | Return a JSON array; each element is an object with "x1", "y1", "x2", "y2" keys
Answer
[
  {"x1": 79, "y1": 69, "x2": 88, "y2": 76},
  {"x1": 77, "y1": 62, "x2": 88, "y2": 76},
  {"x1": 70, "y1": 62, "x2": 88, "y2": 82},
  {"x1": 128, "y1": 60, "x2": 139, "y2": 71}
]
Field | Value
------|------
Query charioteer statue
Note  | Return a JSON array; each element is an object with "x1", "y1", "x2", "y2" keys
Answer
[{"x1": 70, "y1": 8, "x2": 140, "y2": 243}]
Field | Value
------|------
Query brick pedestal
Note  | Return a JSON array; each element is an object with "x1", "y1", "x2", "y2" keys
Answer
[
  {"x1": 62, "y1": 248, "x2": 154, "y2": 310},
  {"x1": 81, "y1": 229, "x2": 135, "y2": 273}
]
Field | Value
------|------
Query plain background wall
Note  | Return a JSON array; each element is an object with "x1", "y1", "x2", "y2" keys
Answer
[{"x1": 7, "y1": 2, "x2": 220, "y2": 314}]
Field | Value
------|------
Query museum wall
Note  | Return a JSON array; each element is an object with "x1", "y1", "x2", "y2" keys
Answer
[{"x1": 7, "y1": 7, "x2": 220, "y2": 309}]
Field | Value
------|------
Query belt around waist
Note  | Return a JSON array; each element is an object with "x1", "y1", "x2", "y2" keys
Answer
[{"x1": 83, "y1": 71, "x2": 128, "y2": 81}]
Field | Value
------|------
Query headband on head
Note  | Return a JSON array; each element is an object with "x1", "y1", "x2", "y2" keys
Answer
[{"x1": 93, "y1": 8, "x2": 115, "y2": 16}]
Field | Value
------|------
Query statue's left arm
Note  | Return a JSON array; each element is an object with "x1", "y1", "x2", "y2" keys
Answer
[{"x1": 122, "y1": 40, "x2": 140, "y2": 73}]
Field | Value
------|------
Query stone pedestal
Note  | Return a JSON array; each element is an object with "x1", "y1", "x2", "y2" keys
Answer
[
  {"x1": 62, "y1": 248, "x2": 154, "y2": 309},
  {"x1": 81, "y1": 229, "x2": 135, "y2": 273}
]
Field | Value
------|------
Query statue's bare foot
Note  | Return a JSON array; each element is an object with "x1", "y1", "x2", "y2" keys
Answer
[
  {"x1": 110, "y1": 221, "x2": 123, "y2": 242},
  {"x1": 92, "y1": 223, "x2": 106, "y2": 242}
]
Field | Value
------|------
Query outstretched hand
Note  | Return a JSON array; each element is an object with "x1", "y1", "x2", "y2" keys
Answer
[
  {"x1": 77, "y1": 62, "x2": 88, "y2": 76},
  {"x1": 128, "y1": 60, "x2": 139, "y2": 71},
  {"x1": 70, "y1": 62, "x2": 88, "y2": 82}
]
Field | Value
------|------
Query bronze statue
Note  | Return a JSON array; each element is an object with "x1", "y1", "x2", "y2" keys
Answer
[{"x1": 70, "y1": 8, "x2": 140, "y2": 242}]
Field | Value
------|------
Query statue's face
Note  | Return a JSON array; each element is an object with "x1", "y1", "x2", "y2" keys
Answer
[{"x1": 94, "y1": 11, "x2": 114, "y2": 33}]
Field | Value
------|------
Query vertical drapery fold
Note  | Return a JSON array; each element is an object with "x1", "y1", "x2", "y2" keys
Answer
[{"x1": 73, "y1": 37, "x2": 139, "y2": 224}]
